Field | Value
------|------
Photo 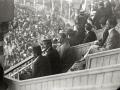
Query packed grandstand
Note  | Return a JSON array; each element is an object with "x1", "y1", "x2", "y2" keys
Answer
[{"x1": 3, "y1": 0, "x2": 120, "y2": 72}]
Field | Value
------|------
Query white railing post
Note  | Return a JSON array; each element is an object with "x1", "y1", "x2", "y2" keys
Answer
[{"x1": 17, "y1": 73, "x2": 19, "y2": 80}]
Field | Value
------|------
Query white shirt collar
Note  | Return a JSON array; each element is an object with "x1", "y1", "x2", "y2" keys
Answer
[
  {"x1": 108, "y1": 28, "x2": 114, "y2": 34},
  {"x1": 86, "y1": 30, "x2": 89, "y2": 34}
]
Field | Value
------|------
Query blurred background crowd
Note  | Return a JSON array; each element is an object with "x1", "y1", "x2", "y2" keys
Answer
[{"x1": 3, "y1": 0, "x2": 120, "y2": 70}]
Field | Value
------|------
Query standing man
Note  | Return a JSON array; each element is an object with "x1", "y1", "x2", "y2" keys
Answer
[
  {"x1": 75, "y1": 11, "x2": 87, "y2": 44},
  {"x1": 92, "y1": 1, "x2": 107, "y2": 29},
  {"x1": 42, "y1": 39, "x2": 62, "y2": 74},
  {"x1": 57, "y1": 33, "x2": 70, "y2": 72}
]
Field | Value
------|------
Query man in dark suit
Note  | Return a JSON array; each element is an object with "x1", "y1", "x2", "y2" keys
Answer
[
  {"x1": 66, "y1": 29, "x2": 79, "y2": 47},
  {"x1": 32, "y1": 46, "x2": 52, "y2": 78},
  {"x1": 19, "y1": 46, "x2": 52, "y2": 80},
  {"x1": 83, "y1": 23, "x2": 97, "y2": 43},
  {"x1": 75, "y1": 11, "x2": 87, "y2": 44},
  {"x1": 42, "y1": 39, "x2": 62, "y2": 74},
  {"x1": 104, "y1": 0, "x2": 112, "y2": 18},
  {"x1": 92, "y1": 1, "x2": 107, "y2": 29},
  {"x1": 56, "y1": 33, "x2": 70, "y2": 72},
  {"x1": 76, "y1": 10, "x2": 87, "y2": 31}
]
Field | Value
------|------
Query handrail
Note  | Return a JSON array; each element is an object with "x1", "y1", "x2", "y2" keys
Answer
[
  {"x1": 87, "y1": 48, "x2": 120, "y2": 58},
  {"x1": 72, "y1": 42, "x2": 94, "y2": 48},
  {"x1": 4, "y1": 55, "x2": 34, "y2": 75},
  {"x1": 11, "y1": 59, "x2": 36, "y2": 77}
]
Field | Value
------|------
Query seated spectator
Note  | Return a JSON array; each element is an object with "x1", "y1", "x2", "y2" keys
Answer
[
  {"x1": 70, "y1": 18, "x2": 120, "y2": 71},
  {"x1": 95, "y1": 17, "x2": 108, "y2": 46},
  {"x1": 32, "y1": 46, "x2": 52, "y2": 78},
  {"x1": 83, "y1": 18, "x2": 120, "y2": 60},
  {"x1": 95, "y1": 16, "x2": 117, "y2": 47},
  {"x1": 56, "y1": 33, "x2": 70, "y2": 72},
  {"x1": 83, "y1": 23, "x2": 97, "y2": 43},
  {"x1": 42, "y1": 39, "x2": 62, "y2": 74},
  {"x1": 66, "y1": 29, "x2": 79, "y2": 46},
  {"x1": 19, "y1": 46, "x2": 52, "y2": 80}
]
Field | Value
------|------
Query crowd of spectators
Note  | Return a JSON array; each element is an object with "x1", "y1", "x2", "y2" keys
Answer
[
  {"x1": 4, "y1": 3, "x2": 68, "y2": 70},
  {"x1": 3, "y1": 0, "x2": 120, "y2": 71}
]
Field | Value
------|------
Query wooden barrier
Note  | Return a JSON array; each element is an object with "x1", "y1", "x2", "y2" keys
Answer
[
  {"x1": 5, "y1": 77, "x2": 20, "y2": 90},
  {"x1": 5, "y1": 64, "x2": 120, "y2": 90},
  {"x1": 64, "y1": 42, "x2": 94, "y2": 71},
  {"x1": 5, "y1": 55, "x2": 34, "y2": 75},
  {"x1": 87, "y1": 48, "x2": 120, "y2": 69},
  {"x1": 52, "y1": 84, "x2": 120, "y2": 90}
]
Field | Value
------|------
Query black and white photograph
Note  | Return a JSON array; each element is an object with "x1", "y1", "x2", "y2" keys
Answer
[{"x1": 0, "y1": 0, "x2": 120, "y2": 90}]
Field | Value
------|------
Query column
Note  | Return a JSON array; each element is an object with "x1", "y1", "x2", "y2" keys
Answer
[
  {"x1": 24, "y1": 0, "x2": 25, "y2": 5},
  {"x1": 34, "y1": 0, "x2": 36, "y2": 7},
  {"x1": 43, "y1": 0, "x2": 45, "y2": 9},
  {"x1": 60, "y1": 0, "x2": 63, "y2": 16},
  {"x1": 52, "y1": 0, "x2": 54, "y2": 13},
  {"x1": 69, "y1": 1, "x2": 71, "y2": 19}
]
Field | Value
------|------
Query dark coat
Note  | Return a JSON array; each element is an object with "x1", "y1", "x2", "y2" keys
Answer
[
  {"x1": 0, "y1": 64, "x2": 5, "y2": 90},
  {"x1": 46, "y1": 47, "x2": 62, "y2": 74},
  {"x1": 32, "y1": 56, "x2": 52, "y2": 78},
  {"x1": 83, "y1": 31, "x2": 97, "y2": 43},
  {"x1": 104, "y1": 1, "x2": 112, "y2": 18},
  {"x1": 75, "y1": 16, "x2": 87, "y2": 44},
  {"x1": 92, "y1": 7, "x2": 107, "y2": 29},
  {"x1": 99, "y1": 28, "x2": 109, "y2": 47},
  {"x1": 77, "y1": 16, "x2": 87, "y2": 30},
  {"x1": 56, "y1": 39, "x2": 70, "y2": 72},
  {"x1": 75, "y1": 29, "x2": 85, "y2": 44},
  {"x1": 68, "y1": 37, "x2": 79, "y2": 46}
]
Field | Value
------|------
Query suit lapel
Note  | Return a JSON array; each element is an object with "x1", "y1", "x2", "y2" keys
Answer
[{"x1": 104, "y1": 29, "x2": 114, "y2": 47}]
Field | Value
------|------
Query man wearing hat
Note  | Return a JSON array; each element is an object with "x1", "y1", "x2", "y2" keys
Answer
[
  {"x1": 76, "y1": 10, "x2": 87, "y2": 31},
  {"x1": 32, "y1": 46, "x2": 52, "y2": 78},
  {"x1": 19, "y1": 46, "x2": 52, "y2": 80},
  {"x1": 42, "y1": 39, "x2": 62, "y2": 74},
  {"x1": 66, "y1": 29, "x2": 79, "y2": 46},
  {"x1": 75, "y1": 10, "x2": 87, "y2": 44},
  {"x1": 56, "y1": 33, "x2": 70, "y2": 72}
]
